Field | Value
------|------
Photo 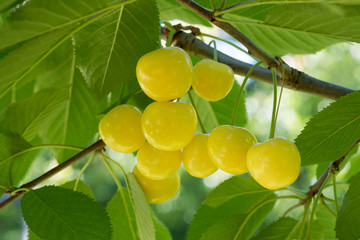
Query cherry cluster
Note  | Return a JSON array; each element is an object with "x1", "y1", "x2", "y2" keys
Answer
[{"x1": 99, "y1": 47, "x2": 301, "y2": 204}]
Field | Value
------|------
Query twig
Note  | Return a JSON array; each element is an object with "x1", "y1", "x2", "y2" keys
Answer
[
  {"x1": 160, "y1": 27, "x2": 354, "y2": 100},
  {"x1": 175, "y1": 0, "x2": 277, "y2": 67},
  {"x1": 307, "y1": 140, "x2": 360, "y2": 198},
  {"x1": 0, "y1": 140, "x2": 105, "y2": 209}
]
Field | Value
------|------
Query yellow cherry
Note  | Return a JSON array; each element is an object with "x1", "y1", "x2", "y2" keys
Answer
[
  {"x1": 208, "y1": 125, "x2": 257, "y2": 174},
  {"x1": 136, "y1": 47, "x2": 193, "y2": 102},
  {"x1": 192, "y1": 59, "x2": 234, "y2": 101},
  {"x1": 133, "y1": 166, "x2": 180, "y2": 204},
  {"x1": 183, "y1": 134, "x2": 218, "y2": 178},
  {"x1": 246, "y1": 137, "x2": 301, "y2": 190},
  {"x1": 137, "y1": 142, "x2": 182, "y2": 180},
  {"x1": 141, "y1": 101, "x2": 197, "y2": 151},
  {"x1": 99, "y1": 104, "x2": 145, "y2": 153}
]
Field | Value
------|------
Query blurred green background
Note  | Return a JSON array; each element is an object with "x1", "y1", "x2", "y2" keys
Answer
[{"x1": 1, "y1": 38, "x2": 360, "y2": 240}]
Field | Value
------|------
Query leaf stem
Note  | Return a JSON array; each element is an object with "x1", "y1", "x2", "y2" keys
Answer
[
  {"x1": 2, "y1": 144, "x2": 84, "y2": 165},
  {"x1": 101, "y1": 156, "x2": 138, "y2": 240},
  {"x1": 100, "y1": 153, "x2": 130, "y2": 188},
  {"x1": 321, "y1": 196, "x2": 337, "y2": 217},
  {"x1": 74, "y1": 152, "x2": 97, "y2": 191},
  {"x1": 306, "y1": 174, "x2": 331, "y2": 239},
  {"x1": 0, "y1": 140, "x2": 105, "y2": 209},
  {"x1": 234, "y1": 195, "x2": 300, "y2": 239},
  {"x1": 331, "y1": 172, "x2": 340, "y2": 214},
  {"x1": 231, "y1": 60, "x2": 262, "y2": 125},
  {"x1": 200, "y1": 33, "x2": 258, "y2": 61},
  {"x1": 298, "y1": 199, "x2": 311, "y2": 240},
  {"x1": 269, "y1": 67, "x2": 277, "y2": 139},
  {"x1": 188, "y1": 91, "x2": 207, "y2": 134}
]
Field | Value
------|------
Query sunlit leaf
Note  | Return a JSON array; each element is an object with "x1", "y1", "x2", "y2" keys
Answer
[
  {"x1": 336, "y1": 172, "x2": 360, "y2": 240},
  {"x1": 21, "y1": 186, "x2": 112, "y2": 240},
  {"x1": 251, "y1": 217, "x2": 299, "y2": 240},
  {"x1": 295, "y1": 90, "x2": 360, "y2": 166},
  {"x1": 74, "y1": 0, "x2": 160, "y2": 99}
]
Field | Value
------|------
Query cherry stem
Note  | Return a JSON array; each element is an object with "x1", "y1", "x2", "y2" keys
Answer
[
  {"x1": 269, "y1": 67, "x2": 278, "y2": 139},
  {"x1": 208, "y1": 40, "x2": 218, "y2": 62},
  {"x1": 274, "y1": 76, "x2": 286, "y2": 127},
  {"x1": 200, "y1": 33, "x2": 258, "y2": 61},
  {"x1": 298, "y1": 199, "x2": 311, "y2": 240},
  {"x1": 210, "y1": 0, "x2": 216, "y2": 11},
  {"x1": 231, "y1": 60, "x2": 262, "y2": 126},
  {"x1": 321, "y1": 196, "x2": 337, "y2": 217},
  {"x1": 188, "y1": 91, "x2": 207, "y2": 134}
]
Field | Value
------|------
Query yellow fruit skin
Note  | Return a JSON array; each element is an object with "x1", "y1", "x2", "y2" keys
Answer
[
  {"x1": 246, "y1": 137, "x2": 301, "y2": 190},
  {"x1": 208, "y1": 125, "x2": 257, "y2": 174},
  {"x1": 133, "y1": 166, "x2": 180, "y2": 204},
  {"x1": 137, "y1": 142, "x2": 182, "y2": 180},
  {"x1": 183, "y1": 134, "x2": 218, "y2": 178},
  {"x1": 136, "y1": 47, "x2": 193, "y2": 102},
  {"x1": 192, "y1": 59, "x2": 234, "y2": 102},
  {"x1": 99, "y1": 104, "x2": 145, "y2": 153},
  {"x1": 141, "y1": 102, "x2": 197, "y2": 151}
]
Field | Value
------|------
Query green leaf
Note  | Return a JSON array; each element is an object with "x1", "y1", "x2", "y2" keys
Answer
[
  {"x1": 181, "y1": 82, "x2": 246, "y2": 133},
  {"x1": 17, "y1": 39, "x2": 100, "y2": 162},
  {"x1": 61, "y1": 180, "x2": 96, "y2": 200},
  {"x1": 336, "y1": 172, "x2": 360, "y2": 240},
  {"x1": 0, "y1": 0, "x2": 117, "y2": 50},
  {"x1": 157, "y1": 0, "x2": 211, "y2": 27},
  {"x1": 251, "y1": 217, "x2": 299, "y2": 240},
  {"x1": 0, "y1": 132, "x2": 33, "y2": 188},
  {"x1": 311, "y1": 206, "x2": 336, "y2": 240},
  {"x1": 21, "y1": 186, "x2": 112, "y2": 240},
  {"x1": 128, "y1": 173, "x2": 156, "y2": 240},
  {"x1": 74, "y1": 0, "x2": 160, "y2": 99},
  {"x1": 199, "y1": 196, "x2": 274, "y2": 240},
  {"x1": 295, "y1": 90, "x2": 360, "y2": 166},
  {"x1": 154, "y1": 216, "x2": 172, "y2": 240},
  {"x1": 0, "y1": 188, "x2": 5, "y2": 198},
  {"x1": 28, "y1": 230, "x2": 43, "y2": 240},
  {"x1": 0, "y1": 88, "x2": 67, "y2": 142},
  {"x1": 195, "y1": 0, "x2": 360, "y2": 55},
  {"x1": 106, "y1": 190, "x2": 139, "y2": 240},
  {"x1": 0, "y1": 0, "x2": 130, "y2": 99},
  {"x1": 0, "y1": 0, "x2": 23, "y2": 13},
  {"x1": 203, "y1": 176, "x2": 273, "y2": 208},
  {"x1": 187, "y1": 176, "x2": 275, "y2": 240}
]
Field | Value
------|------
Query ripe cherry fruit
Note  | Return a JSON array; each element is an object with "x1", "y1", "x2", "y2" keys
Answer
[
  {"x1": 136, "y1": 47, "x2": 193, "y2": 102},
  {"x1": 133, "y1": 165, "x2": 180, "y2": 204},
  {"x1": 99, "y1": 104, "x2": 145, "y2": 153},
  {"x1": 192, "y1": 59, "x2": 234, "y2": 102},
  {"x1": 208, "y1": 125, "x2": 257, "y2": 175},
  {"x1": 137, "y1": 142, "x2": 182, "y2": 180},
  {"x1": 246, "y1": 137, "x2": 301, "y2": 190},
  {"x1": 141, "y1": 101, "x2": 197, "y2": 151},
  {"x1": 183, "y1": 134, "x2": 217, "y2": 178}
]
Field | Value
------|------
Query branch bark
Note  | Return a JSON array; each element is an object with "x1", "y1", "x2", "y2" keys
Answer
[
  {"x1": 307, "y1": 139, "x2": 360, "y2": 198},
  {"x1": 162, "y1": 28, "x2": 354, "y2": 100},
  {"x1": 0, "y1": 140, "x2": 105, "y2": 209}
]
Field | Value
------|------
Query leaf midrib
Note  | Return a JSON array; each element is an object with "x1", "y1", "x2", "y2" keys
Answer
[{"x1": 31, "y1": 190, "x2": 84, "y2": 240}]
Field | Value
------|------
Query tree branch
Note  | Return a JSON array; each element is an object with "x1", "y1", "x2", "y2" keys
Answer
[
  {"x1": 161, "y1": 28, "x2": 354, "y2": 100},
  {"x1": 0, "y1": 140, "x2": 105, "y2": 209},
  {"x1": 307, "y1": 139, "x2": 360, "y2": 198}
]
